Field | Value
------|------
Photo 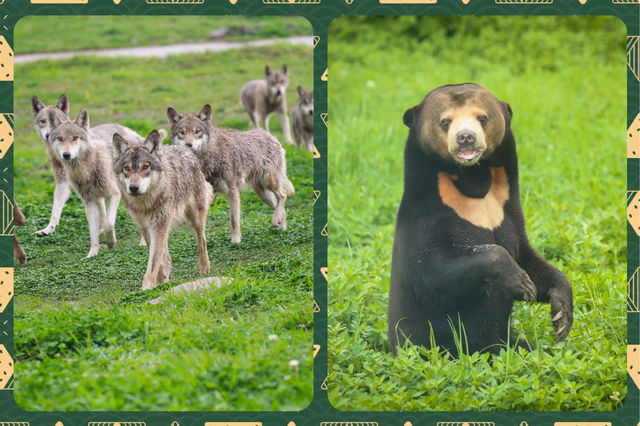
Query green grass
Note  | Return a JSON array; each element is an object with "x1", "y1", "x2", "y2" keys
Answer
[
  {"x1": 14, "y1": 42, "x2": 314, "y2": 411},
  {"x1": 328, "y1": 16, "x2": 627, "y2": 411},
  {"x1": 15, "y1": 15, "x2": 312, "y2": 53}
]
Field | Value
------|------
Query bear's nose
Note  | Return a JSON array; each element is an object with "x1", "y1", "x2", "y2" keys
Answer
[{"x1": 456, "y1": 130, "x2": 477, "y2": 145}]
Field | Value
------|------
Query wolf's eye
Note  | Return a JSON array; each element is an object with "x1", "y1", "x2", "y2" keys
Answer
[
  {"x1": 440, "y1": 119, "x2": 451, "y2": 131},
  {"x1": 72, "y1": 136, "x2": 78, "y2": 141},
  {"x1": 478, "y1": 115, "x2": 489, "y2": 126},
  {"x1": 194, "y1": 128, "x2": 201, "y2": 135},
  {"x1": 178, "y1": 131, "x2": 185, "y2": 137},
  {"x1": 123, "y1": 165, "x2": 131, "y2": 172},
  {"x1": 56, "y1": 136, "x2": 63, "y2": 142},
  {"x1": 39, "y1": 119, "x2": 46, "y2": 124},
  {"x1": 141, "y1": 163, "x2": 150, "y2": 171}
]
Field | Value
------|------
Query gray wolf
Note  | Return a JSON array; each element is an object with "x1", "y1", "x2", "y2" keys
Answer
[
  {"x1": 167, "y1": 104, "x2": 294, "y2": 244},
  {"x1": 48, "y1": 108, "x2": 121, "y2": 259},
  {"x1": 113, "y1": 130, "x2": 212, "y2": 290},
  {"x1": 240, "y1": 65, "x2": 293, "y2": 144},
  {"x1": 292, "y1": 85, "x2": 313, "y2": 153},
  {"x1": 389, "y1": 83, "x2": 572, "y2": 357},
  {"x1": 31, "y1": 94, "x2": 143, "y2": 238}
]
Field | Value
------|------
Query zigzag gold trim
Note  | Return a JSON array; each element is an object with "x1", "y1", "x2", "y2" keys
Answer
[
  {"x1": 313, "y1": 145, "x2": 320, "y2": 158},
  {"x1": 554, "y1": 423, "x2": 612, "y2": 426},
  {"x1": 313, "y1": 36, "x2": 320, "y2": 48},
  {"x1": 320, "y1": 377, "x2": 328, "y2": 390},
  {"x1": 313, "y1": 300, "x2": 320, "y2": 312},
  {"x1": 0, "y1": 191, "x2": 13, "y2": 236},
  {"x1": 321, "y1": 223, "x2": 328, "y2": 236},
  {"x1": 0, "y1": 423, "x2": 28, "y2": 426},
  {"x1": 205, "y1": 424, "x2": 261, "y2": 426},
  {"x1": 321, "y1": 68, "x2": 328, "y2": 82},
  {"x1": 321, "y1": 423, "x2": 377, "y2": 426},
  {"x1": 31, "y1": 0, "x2": 87, "y2": 2},
  {"x1": 380, "y1": 0, "x2": 435, "y2": 2},
  {"x1": 0, "y1": 344, "x2": 14, "y2": 390},
  {"x1": 0, "y1": 268, "x2": 14, "y2": 315},
  {"x1": 313, "y1": 344, "x2": 320, "y2": 358},
  {"x1": 613, "y1": 0, "x2": 639, "y2": 3},
  {"x1": 313, "y1": 190, "x2": 321, "y2": 204},
  {"x1": 89, "y1": 423, "x2": 146, "y2": 426},
  {"x1": 437, "y1": 423, "x2": 494, "y2": 426},
  {"x1": 628, "y1": 37, "x2": 640, "y2": 81},
  {"x1": 320, "y1": 113, "x2": 327, "y2": 127},
  {"x1": 629, "y1": 268, "x2": 639, "y2": 312}
]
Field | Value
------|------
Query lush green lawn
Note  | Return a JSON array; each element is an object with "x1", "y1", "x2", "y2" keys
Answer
[
  {"x1": 328, "y1": 16, "x2": 627, "y2": 411},
  {"x1": 15, "y1": 15, "x2": 312, "y2": 53},
  {"x1": 14, "y1": 41, "x2": 314, "y2": 410}
]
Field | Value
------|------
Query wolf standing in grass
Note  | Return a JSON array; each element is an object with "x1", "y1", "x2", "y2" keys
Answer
[
  {"x1": 31, "y1": 94, "x2": 144, "y2": 238},
  {"x1": 47, "y1": 108, "x2": 122, "y2": 259},
  {"x1": 292, "y1": 85, "x2": 314, "y2": 153},
  {"x1": 113, "y1": 130, "x2": 212, "y2": 290},
  {"x1": 167, "y1": 104, "x2": 294, "y2": 244},
  {"x1": 240, "y1": 65, "x2": 293, "y2": 144}
]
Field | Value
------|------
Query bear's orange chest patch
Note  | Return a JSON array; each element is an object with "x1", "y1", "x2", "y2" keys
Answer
[{"x1": 437, "y1": 167, "x2": 510, "y2": 230}]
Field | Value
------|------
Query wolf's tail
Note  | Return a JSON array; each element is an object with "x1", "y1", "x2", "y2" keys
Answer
[{"x1": 157, "y1": 129, "x2": 168, "y2": 141}]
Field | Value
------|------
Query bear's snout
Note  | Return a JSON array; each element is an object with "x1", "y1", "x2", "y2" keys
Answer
[{"x1": 456, "y1": 130, "x2": 477, "y2": 145}]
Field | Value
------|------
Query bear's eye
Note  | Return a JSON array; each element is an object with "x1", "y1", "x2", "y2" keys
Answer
[
  {"x1": 440, "y1": 119, "x2": 451, "y2": 131},
  {"x1": 478, "y1": 115, "x2": 489, "y2": 126}
]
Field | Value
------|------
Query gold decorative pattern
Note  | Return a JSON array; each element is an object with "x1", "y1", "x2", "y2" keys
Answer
[
  {"x1": 0, "y1": 114, "x2": 15, "y2": 160},
  {"x1": 205, "y1": 424, "x2": 261, "y2": 426},
  {"x1": 628, "y1": 113, "x2": 640, "y2": 158},
  {"x1": 380, "y1": 0, "x2": 435, "y2": 2},
  {"x1": 613, "y1": 0, "x2": 639, "y2": 3},
  {"x1": 320, "y1": 113, "x2": 328, "y2": 127},
  {"x1": 320, "y1": 267, "x2": 327, "y2": 281},
  {"x1": 313, "y1": 145, "x2": 321, "y2": 158},
  {"x1": 313, "y1": 344, "x2": 320, "y2": 358},
  {"x1": 313, "y1": 36, "x2": 320, "y2": 48},
  {"x1": 313, "y1": 300, "x2": 320, "y2": 312},
  {"x1": 0, "y1": 344, "x2": 14, "y2": 390},
  {"x1": 320, "y1": 423, "x2": 377, "y2": 426},
  {"x1": 0, "y1": 37, "x2": 13, "y2": 81},
  {"x1": 0, "y1": 268, "x2": 14, "y2": 315},
  {"x1": 629, "y1": 345, "x2": 640, "y2": 390},
  {"x1": 628, "y1": 191, "x2": 640, "y2": 236},
  {"x1": 0, "y1": 423, "x2": 28, "y2": 426},
  {"x1": 628, "y1": 37, "x2": 640, "y2": 81},
  {"x1": 88, "y1": 423, "x2": 146, "y2": 426},
  {"x1": 320, "y1": 377, "x2": 328, "y2": 390},
  {"x1": 554, "y1": 423, "x2": 612, "y2": 426},
  {"x1": 321, "y1": 223, "x2": 328, "y2": 236},
  {"x1": 313, "y1": 190, "x2": 321, "y2": 204},
  {"x1": 437, "y1": 423, "x2": 494, "y2": 426},
  {"x1": 629, "y1": 268, "x2": 639, "y2": 312},
  {"x1": 321, "y1": 68, "x2": 328, "y2": 82},
  {"x1": 0, "y1": 191, "x2": 13, "y2": 236}
]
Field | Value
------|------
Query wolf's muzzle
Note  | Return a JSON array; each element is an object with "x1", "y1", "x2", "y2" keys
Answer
[
  {"x1": 62, "y1": 152, "x2": 71, "y2": 160},
  {"x1": 129, "y1": 183, "x2": 140, "y2": 195}
]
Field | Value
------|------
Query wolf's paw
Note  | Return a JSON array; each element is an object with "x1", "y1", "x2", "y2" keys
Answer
[
  {"x1": 35, "y1": 226, "x2": 55, "y2": 238},
  {"x1": 231, "y1": 234, "x2": 242, "y2": 244},
  {"x1": 139, "y1": 236, "x2": 147, "y2": 247},
  {"x1": 84, "y1": 249, "x2": 99, "y2": 260},
  {"x1": 199, "y1": 263, "x2": 211, "y2": 275}
]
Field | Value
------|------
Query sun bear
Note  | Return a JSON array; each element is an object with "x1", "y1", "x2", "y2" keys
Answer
[{"x1": 388, "y1": 83, "x2": 573, "y2": 357}]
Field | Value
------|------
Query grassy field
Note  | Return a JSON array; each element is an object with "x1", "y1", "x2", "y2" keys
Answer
[
  {"x1": 15, "y1": 15, "x2": 311, "y2": 53},
  {"x1": 327, "y1": 16, "x2": 628, "y2": 411},
  {"x1": 13, "y1": 24, "x2": 314, "y2": 410}
]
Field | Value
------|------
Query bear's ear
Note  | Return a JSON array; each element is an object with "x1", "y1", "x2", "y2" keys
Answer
[
  {"x1": 403, "y1": 106, "x2": 418, "y2": 128},
  {"x1": 500, "y1": 101, "x2": 513, "y2": 121}
]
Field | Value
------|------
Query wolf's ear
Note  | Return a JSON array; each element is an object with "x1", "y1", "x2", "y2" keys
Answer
[
  {"x1": 403, "y1": 105, "x2": 418, "y2": 128},
  {"x1": 198, "y1": 104, "x2": 212, "y2": 123},
  {"x1": 297, "y1": 86, "x2": 305, "y2": 98},
  {"x1": 47, "y1": 109, "x2": 63, "y2": 130},
  {"x1": 282, "y1": 64, "x2": 288, "y2": 75},
  {"x1": 144, "y1": 130, "x2": 162, "y2": 154},
  {"x1": 56, "y1": 94, "x2": 70, "y2": 115},
  {"x1": 167, "y1": 107, "x2": 183, "y2": 124},
  {"x1": 31, "y1": 96, "x2": 46, "y2": 115},
  {"x1": 112, "y1": 133, "x2": 130, "y2": 156},
  {"x1": 75, "y1": 109, "x2": 90, "y2": 130},
  {"x1": 265, "y1": 65, "x2": 271, "y2": 77}
]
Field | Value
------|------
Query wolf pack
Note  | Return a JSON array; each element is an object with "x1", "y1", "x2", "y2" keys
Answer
[{"x1": 22, "y1": 65, "x2": 314, "y2": 291}]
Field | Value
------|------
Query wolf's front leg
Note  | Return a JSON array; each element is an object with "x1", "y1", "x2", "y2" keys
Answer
[
  {"x1": 278, "y1": 109, "x2": 293, "y2": 144},
  {"x1": 304, "y1": 135, "x2": 314, "y2": 154},
  {"x1": 142, "y1": 223, "x2": 170, "y2": 290},
  {"x1": 83, "y1": 200, "x2": 101, "y2": 259},
  {"x1": 104, "y1": 192, "x2": 120, "y2": 248},
  {"x1": 142, "y1": 227, "x2": 158, "y2": 290},
  {"x1": 228, "y1": 188, "x2": 242, "y2": 243},
  {"x1": 36, "y1": 180, "x2": 71, "y2": 237}
]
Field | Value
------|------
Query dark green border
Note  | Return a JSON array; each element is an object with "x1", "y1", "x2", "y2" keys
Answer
[{"x1": 0, "y1": 1, "x2": 637, "y2": 425}]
